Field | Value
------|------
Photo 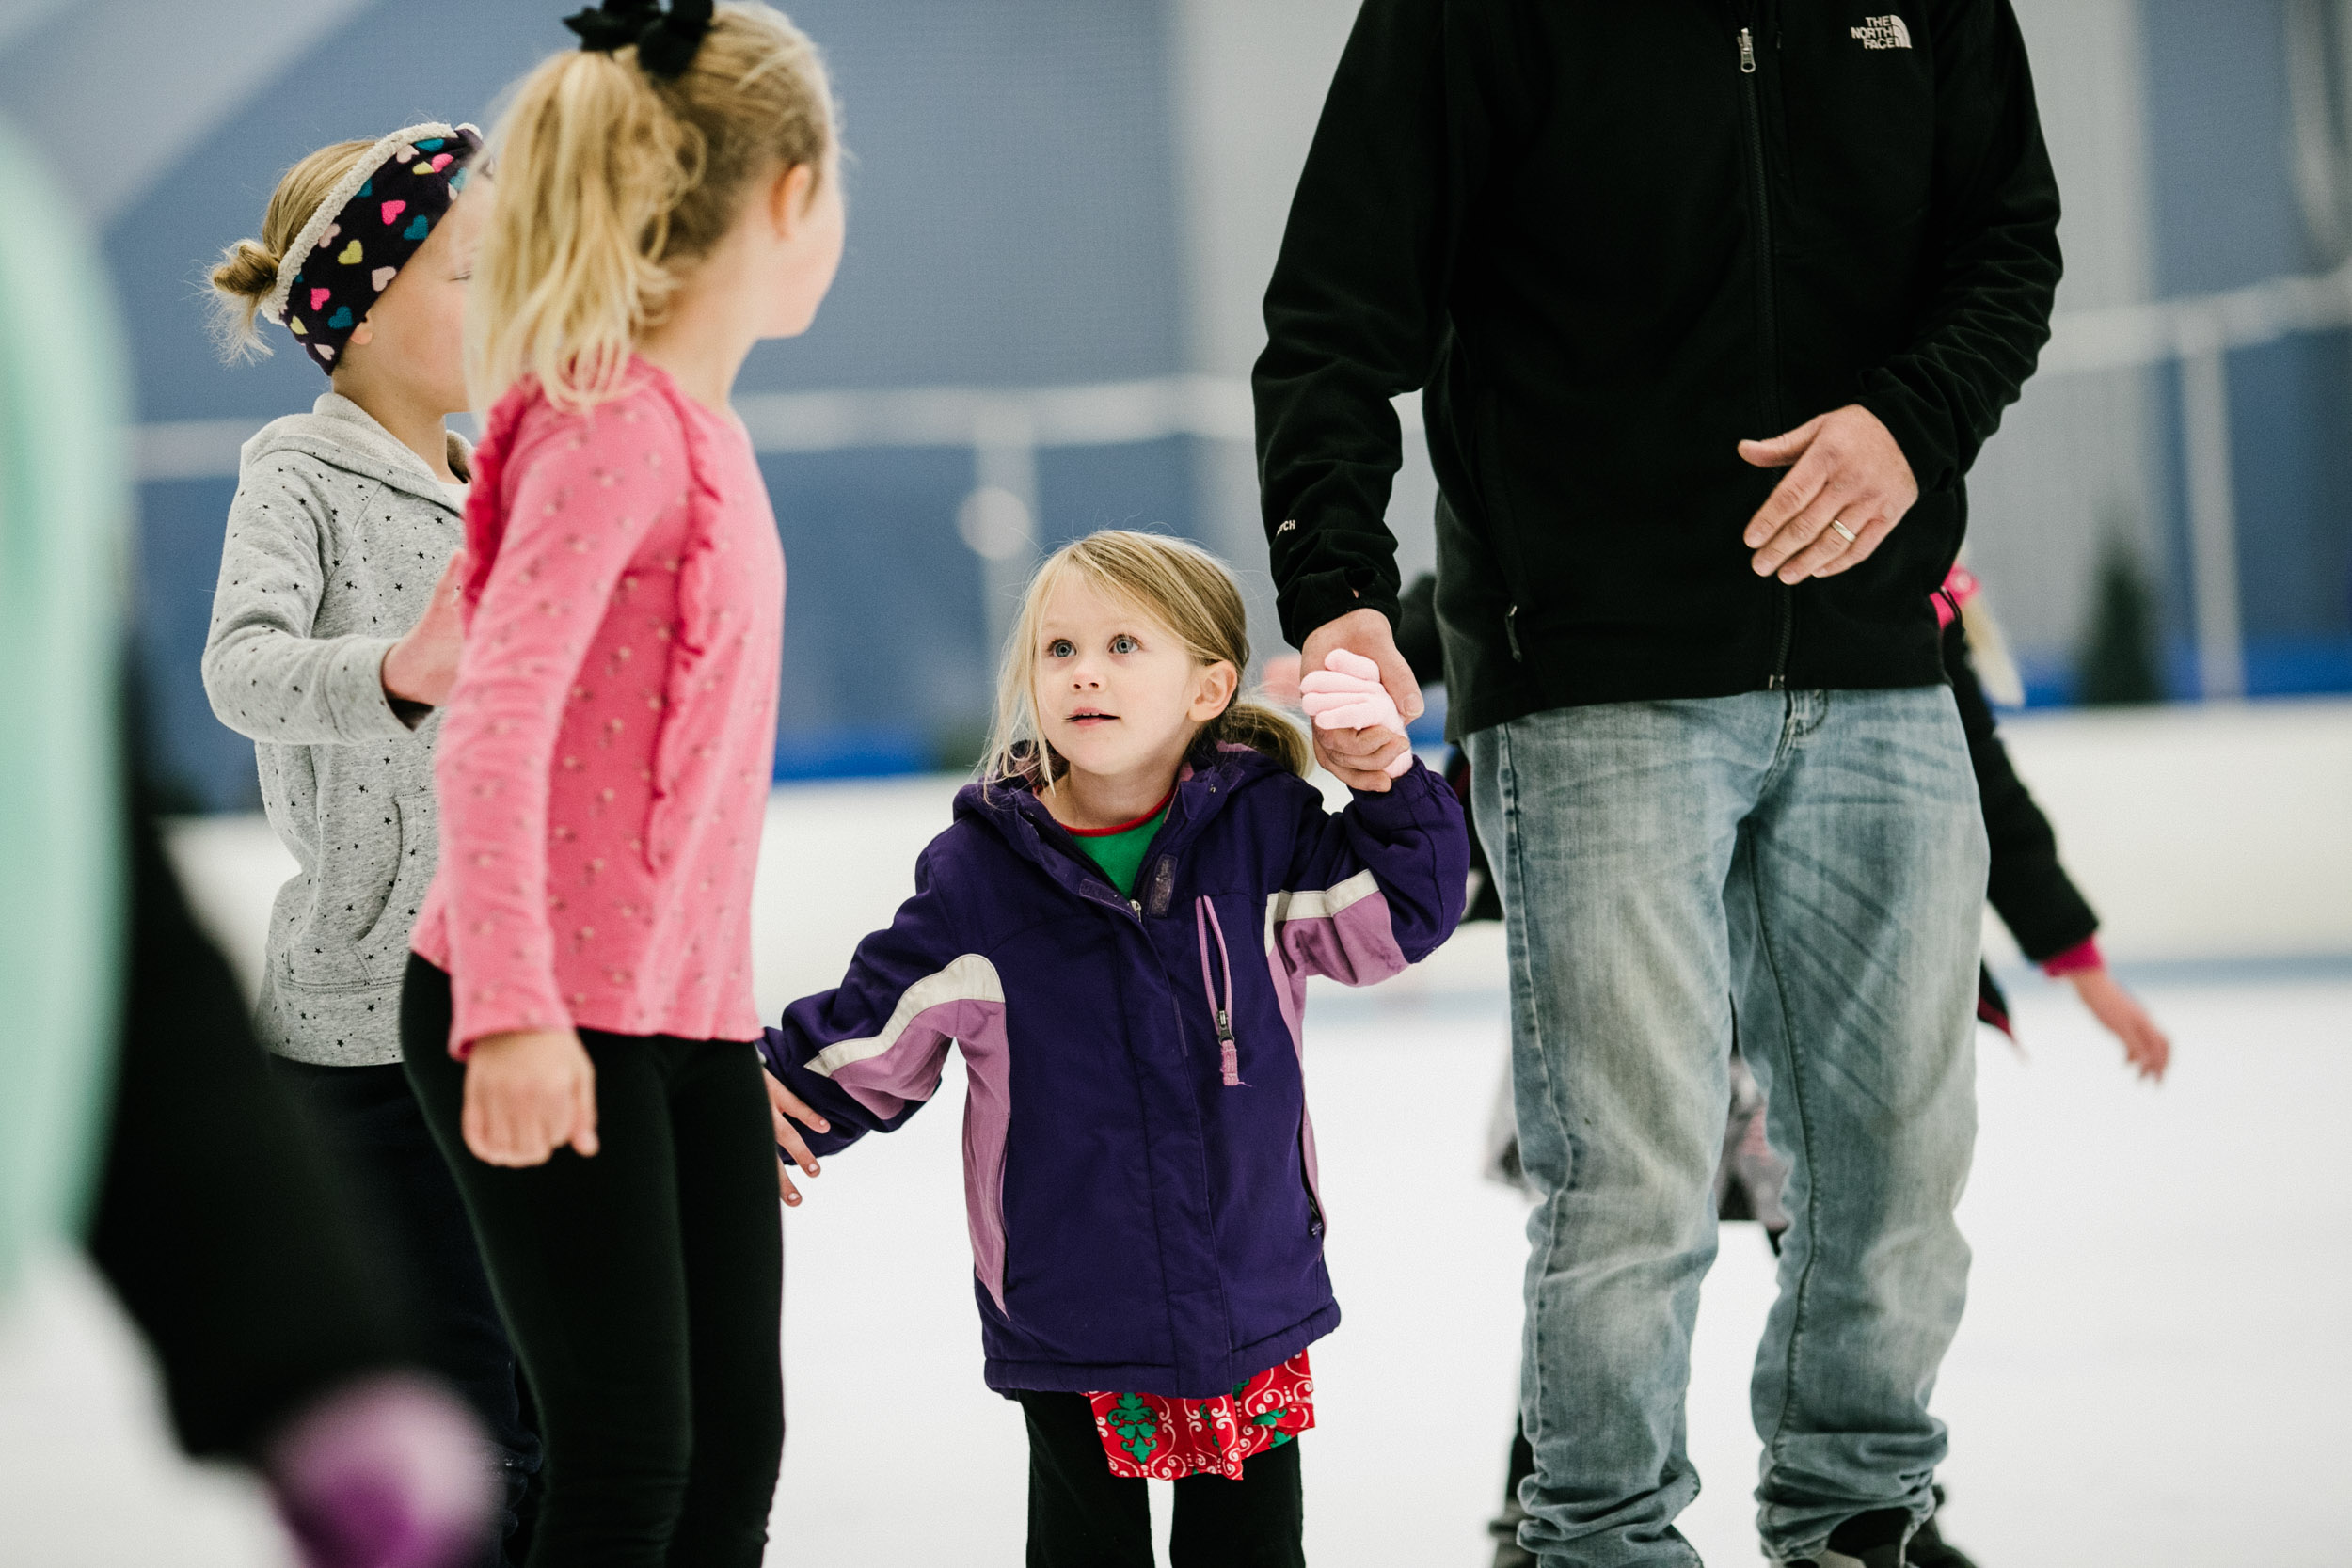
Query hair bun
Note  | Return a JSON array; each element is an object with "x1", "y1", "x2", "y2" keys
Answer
[{"x1": 210, "y1": 238, "x2": 281, "y2": 301}]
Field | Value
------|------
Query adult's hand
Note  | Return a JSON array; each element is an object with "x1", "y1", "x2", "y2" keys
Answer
[
  {"x1": 461, "y1": 1027, "x2": 598, "y2": 1166},
  {"x1": 1298, "y1": 608, "x2": 1421, "y2": 791},
  {"x1": 1739, "y1": 405, "x2": 1918, "y2": 584}
]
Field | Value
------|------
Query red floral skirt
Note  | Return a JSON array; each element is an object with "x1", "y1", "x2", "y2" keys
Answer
[{"x1": 1085, "y1": 1352, "x2": 1315, "y2": 1480}]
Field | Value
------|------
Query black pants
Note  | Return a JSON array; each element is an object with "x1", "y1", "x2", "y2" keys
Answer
[
  {"x1": 272, "y1": 1057, "x2": 542, "y2": 1560},
  {"x1": 88, "y1": 808, "x2": 402, "y2": 1459},
  {"x1": 403, "y1": 958, "x2": 784, "y2": 1568},
  {"x1": 1016, "y1": 1390, "x2": 1305, "y2": 1568}
]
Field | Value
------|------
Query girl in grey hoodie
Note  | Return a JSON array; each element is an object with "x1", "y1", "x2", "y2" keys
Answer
[{"x1": 201, "y1": 123, "x2": 540, "y2": 1563}]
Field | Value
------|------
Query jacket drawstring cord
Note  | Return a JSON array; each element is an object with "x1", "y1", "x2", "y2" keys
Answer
[{"x1": 1195, "y1": 896, "x2": 1244, "y2": 1086}]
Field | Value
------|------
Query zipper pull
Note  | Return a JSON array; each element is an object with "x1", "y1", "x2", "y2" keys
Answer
[
  {"x1": 1129, "y1": 897, "x2": 1142, "y2": 916},
  {"x1": 1216, "y1": 1010, "x2": 1241, "y2": 1086},
  {"x1": 1739, "y1": 26, "x2": 1756, "y2": 73}
]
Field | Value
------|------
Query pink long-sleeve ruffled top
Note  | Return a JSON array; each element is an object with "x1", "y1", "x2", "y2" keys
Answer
[{"x1": 411, "y1": 361, "x2": 783, "y2": 1054}]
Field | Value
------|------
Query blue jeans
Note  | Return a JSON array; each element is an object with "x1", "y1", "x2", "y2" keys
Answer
[{"x1": 1469, "y1": 689, "x2": 1985, "y2": 1566}]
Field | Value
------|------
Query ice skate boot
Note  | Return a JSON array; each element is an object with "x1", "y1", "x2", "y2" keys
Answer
[
  {"x1": 1903, "y1": 1486, "x2": 1979, "y2": 1568},
  {"x1": 1772, "y1": 1506, "x2": 1911, "y2": 1568}
]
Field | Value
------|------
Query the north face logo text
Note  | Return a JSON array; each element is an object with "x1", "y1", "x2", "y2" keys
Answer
[{"x1": 1852, "y1": 15, "x2": 1912, "y2": 48}]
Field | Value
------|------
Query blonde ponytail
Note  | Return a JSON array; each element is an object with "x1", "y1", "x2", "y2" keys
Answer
[
  {"x1": 206, "y1": 139, "x2": 373, "y2": 360},
  {"x1": 1211, "y1": 699, "x2": 1314, "y2": 777},
  {"x1": 470, "y1": 2, "x2": 834, "y2": 409},
  {"x1": 983, "y1": 531, "x2": 1312, "y2": 792}
]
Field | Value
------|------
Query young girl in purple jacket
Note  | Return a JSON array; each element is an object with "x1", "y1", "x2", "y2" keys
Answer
[{"x1": 761, "y1": 530, "x2": 1469, "y2": 1564}]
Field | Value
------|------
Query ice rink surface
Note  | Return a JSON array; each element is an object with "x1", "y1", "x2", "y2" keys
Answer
[{"x1": 4, "y1": 763, "x2": 2348, "y2": 1565}]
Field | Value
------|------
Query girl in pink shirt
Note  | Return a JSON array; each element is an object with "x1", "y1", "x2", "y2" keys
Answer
[{"x1": 399, "y1": 5, "x2": 841, "y2": 1562}]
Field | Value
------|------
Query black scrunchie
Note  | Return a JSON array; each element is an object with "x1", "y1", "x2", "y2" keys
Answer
[{"x1": 563, "y1": 0, "x2": 714, "y2": 79}]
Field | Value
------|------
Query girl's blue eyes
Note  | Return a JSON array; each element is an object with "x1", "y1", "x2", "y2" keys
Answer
[
  {"x1": 1045, "y1": 636, "x2": 1140, "y2": 658},
  {"x1": 1111, "y1": 635, "x2": 1138, "y2": 655}
]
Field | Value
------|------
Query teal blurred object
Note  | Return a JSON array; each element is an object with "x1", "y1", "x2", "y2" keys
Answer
[{"x1": 0, "y1": 119, "x2": 131, "y2": 1298}]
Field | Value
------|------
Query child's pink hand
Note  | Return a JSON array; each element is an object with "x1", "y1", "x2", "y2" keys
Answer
[
  {"x1": 765, "y1": 1073, "x2": 829, "y2": 1206},
  {"x1": 2066, "y1": 968, "x2": 2171, "y2": 1082},
  {"x1": 1298, "y1": 649, "x2": 1413, "y2": 777}
]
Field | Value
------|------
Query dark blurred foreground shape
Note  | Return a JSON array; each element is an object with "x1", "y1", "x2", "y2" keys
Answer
[{"x1": 0, "y1": 115, "x2": 494, "y2": 1568}]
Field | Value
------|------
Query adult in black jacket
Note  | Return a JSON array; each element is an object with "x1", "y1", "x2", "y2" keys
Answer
[{"x1": 1254, "y1": 4, "x2": 2060, "y2": 1564}]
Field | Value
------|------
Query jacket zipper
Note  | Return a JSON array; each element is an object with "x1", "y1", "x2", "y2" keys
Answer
[
  {"x1": 1194, "y1": 897, "x2": 1244, "y2": 1087},
  {"x1": 1734, "y1": 6, "x2": 1796, "y2": 690}
]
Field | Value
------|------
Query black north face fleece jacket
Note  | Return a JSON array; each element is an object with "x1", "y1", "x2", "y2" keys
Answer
[{"x1": 1254, "y1": 0, "x2": 2062, "y2": 738}]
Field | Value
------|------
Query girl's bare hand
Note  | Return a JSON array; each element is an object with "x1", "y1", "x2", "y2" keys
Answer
[
  {"x1": 382, "y1": 546, "x2": 469, "y2": 708},
  {"x1": 765, "y1": 1072, "x2": 830, "y2": 1206},
  {"x1": 461, "y1": 1028, "x2": 598, "y2": 1165},
  {"x1": 2066, "y1": 969, "x2": 2172, "y2": 1082}
]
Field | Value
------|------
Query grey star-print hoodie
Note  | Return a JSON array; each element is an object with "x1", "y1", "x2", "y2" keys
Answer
[{"x1": 201, "y1": 392, "x2": 469, "y2": 1065}]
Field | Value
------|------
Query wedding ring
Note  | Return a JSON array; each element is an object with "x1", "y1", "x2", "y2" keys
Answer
[{"x1": 1828, "y1": 518, "x2": 1858, "y2": 544}]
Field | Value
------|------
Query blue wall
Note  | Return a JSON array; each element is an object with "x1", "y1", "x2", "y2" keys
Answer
[
  {"x1": 73, "y1": 0, "x2": 1192, "y2": 809},
  {"x1": 2143, "y1": 0, "x2": 2352, "y2": 696}
]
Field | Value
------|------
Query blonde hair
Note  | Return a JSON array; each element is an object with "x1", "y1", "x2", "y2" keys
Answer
[
  {"x1": 469, "y1": 2, "x2": 834, "y2": 409},
  {"x1": 983, "y1": 531, "x2": 1311, "y2": 792},
  {"x1": 207, "y1": 139, "x2": 374, "y2": 360}
]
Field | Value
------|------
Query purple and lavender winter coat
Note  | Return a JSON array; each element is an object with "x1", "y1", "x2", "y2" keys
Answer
[{"x1": 760, "y1": 745, "x2": 1468, "y2": 1399}]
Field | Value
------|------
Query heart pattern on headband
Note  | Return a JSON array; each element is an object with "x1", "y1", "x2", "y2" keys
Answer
[{"x1": 274, "y1": 121, "x2": 483, "y2": 374}]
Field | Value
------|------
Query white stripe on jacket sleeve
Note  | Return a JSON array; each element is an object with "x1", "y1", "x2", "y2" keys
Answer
[
  {"x1": 806, "y1": 953, "x2": 1006, "y2": 1078},
  {"x1": 1262, "y1": 867, "x2": 1383, "y2": 953}
]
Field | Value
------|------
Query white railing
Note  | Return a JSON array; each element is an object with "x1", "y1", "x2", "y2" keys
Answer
[{"x1": 137, "y1": 269, "x2": 2352, "y2": 700}]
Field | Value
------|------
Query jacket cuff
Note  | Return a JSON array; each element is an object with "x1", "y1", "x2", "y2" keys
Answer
[
  {"x1": 1854, "y1": 381, "x2": 1955, "y2": 496},
  {"x1": 1278, "y1": 567, "x2": 1401, "y2": 652},
  {"x1": 2040, "y1": 937, "x2": 2104, "y2": 978},
  {"x1": 1345, "y1": 754, "x2": 1438, "y2": 815},
  {"x1": 327, "y1": 636, "x2": 416, "y2": 741}
]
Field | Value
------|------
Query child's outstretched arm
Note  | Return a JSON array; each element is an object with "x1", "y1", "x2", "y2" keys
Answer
[
  {"x1": 1269, "y1": 755, "x2": 1470, "y2": 989},
  {"x1": 759, "y1": 845, "x2": 1001, "y2": 1161},
  {"x1": 1948, "y1": 617, "x2": 2170, "y2": 1081}
]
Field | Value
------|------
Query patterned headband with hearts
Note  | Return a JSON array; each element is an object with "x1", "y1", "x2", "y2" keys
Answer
[{"x1": 263, "y1": 121, "x2": 483, "y2": 373}]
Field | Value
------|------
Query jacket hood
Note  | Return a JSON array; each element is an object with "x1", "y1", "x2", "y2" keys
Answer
[{"x1": 238, "y1": 391, "x2": 472, "y2": 514}]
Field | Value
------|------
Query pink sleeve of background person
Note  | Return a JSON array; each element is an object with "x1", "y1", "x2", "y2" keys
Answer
[
  {"x1": 1297, "y1": 647, "x2": 1413, "y2": 777},
  {"x1": 432, "y1": 407, "x2": 687, "y2": 1052}
]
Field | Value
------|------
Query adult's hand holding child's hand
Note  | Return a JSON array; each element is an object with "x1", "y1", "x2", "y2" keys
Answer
[
  {"x1": 1298, "y1": 610, "x2": 1420, "y2": 789},
  {"x1": 1299, "y1": 648, "x2": 1414, "y2": 781},
  {"x1": 764, "y1": 1073, "x2": 830, "y2": 1206}
]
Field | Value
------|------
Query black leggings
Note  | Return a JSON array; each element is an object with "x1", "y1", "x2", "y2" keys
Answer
[
  {"x1": 271, "y1": 1057, "x2": 541, "y2": 1560},
  {"x1": 1017, "y1": 1390, "x2": 1305, "y2": 1568},
  {"x1": 403, "y1": 958, "x2": 783, "y2": 1568}
]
